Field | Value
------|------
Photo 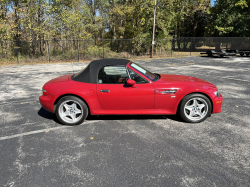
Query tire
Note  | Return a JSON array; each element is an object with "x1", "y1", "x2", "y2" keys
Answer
[
  {"x1": 246, "y1": 53, "x2": 250, "y2": 57},
  {"x1": 56, "y1": 96, "x2": 88, "y2": 125},
  {"x1": 220, "y1": 55, "x2": 223, "y2": 58},
  {"x1": 179, "y1": 94, "x2": 212, "y2": 123},
  {"x1": 240, "y1": 53, "x2": 244, "y2": 57}
]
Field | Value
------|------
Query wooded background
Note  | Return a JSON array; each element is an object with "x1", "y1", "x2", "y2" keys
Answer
[
  {"x1": 0, "y1": 0, "x2": 250, "y2": 64},
  {"x1": 1, "y1": 0, "x2": 250, "y2": 41}
]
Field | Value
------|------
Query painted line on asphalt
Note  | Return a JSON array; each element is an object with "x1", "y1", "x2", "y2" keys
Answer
[{"x1": 0, "y1": 120, "x2": 100, "y2": 141}]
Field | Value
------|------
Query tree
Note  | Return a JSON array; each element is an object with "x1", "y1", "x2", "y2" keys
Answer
[{"x1": 207, "y1": 0, "x2": 250, "y2": 36}]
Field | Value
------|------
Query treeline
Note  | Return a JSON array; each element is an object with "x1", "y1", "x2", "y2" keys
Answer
[{"x1": 0, "y1": 0, "x2": 249, "y2": 42}]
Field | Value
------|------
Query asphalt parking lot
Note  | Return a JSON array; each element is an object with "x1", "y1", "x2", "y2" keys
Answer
[{"x1": 0, "y1": 56, "x2": 250, "y2": 187}]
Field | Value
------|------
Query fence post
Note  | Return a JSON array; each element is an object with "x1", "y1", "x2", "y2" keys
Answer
[
  {"x1": 1, "y1": 40, "x2": 3, "y2": 61},
  {"x1": 16, "y1": 41, "x2": 19, "y2": 64},
  {"x1": 47, "y1": 40, "x2": 50, "y2": 63},
  {"x1": 171, "y1": 38, "x2": 173, "y2": 57},
  {"x1": 2, "y1": 42, "x2": 6, "y2": 57},
  {"x1": 127, "y1": 40, "x2": 129, "y2": 59},
  {"x1": 190, "y1": 38, "x2": 192, "y2": 56},
  {"x1": 103, "y1": 39, "x2": 104, "y2": 59},
  {"x1": 16, "y1": 48, "x2": 19, "y2": 64},
  {"x1": 226, "y1": 37, "x2": 228, "y2": 50},
  {"x1": 77, "y1": 39, "x2": 79, "y2": 62},
  {"x1": 209, "y1": 38, "x2": 210, "y2": 50}
]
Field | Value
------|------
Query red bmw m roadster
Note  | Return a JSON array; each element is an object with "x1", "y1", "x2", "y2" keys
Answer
[{"x1": 39, "y1": 59, "x2": 223, "y2": 125}]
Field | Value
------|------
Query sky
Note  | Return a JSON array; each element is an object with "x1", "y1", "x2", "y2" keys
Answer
[{"x1": 211, "y1": 0, "x2": 216, "y2": 6}]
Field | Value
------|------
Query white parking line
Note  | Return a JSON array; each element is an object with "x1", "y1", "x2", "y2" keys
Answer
[{"x1": 0, "y1": 120, "x2": 100, "y2": 141}]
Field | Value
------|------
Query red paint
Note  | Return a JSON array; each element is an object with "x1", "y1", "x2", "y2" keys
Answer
[
  {"x1": 87, "y1": 89, "x2": 95, "y2": 96},
  {"x1": 96, "y1": 83, "x2": 155, "y2": 110},
  {"x1": 127, "y1": 79, "x2": 135, "y2": 85},
  {"x1": 39, "y1": 64, "x2": 223, "y2": 116}
]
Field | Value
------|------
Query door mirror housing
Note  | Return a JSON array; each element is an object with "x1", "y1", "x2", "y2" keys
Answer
[{"x1": 127, "y1": 79, "x2": 136, "y2": 86}]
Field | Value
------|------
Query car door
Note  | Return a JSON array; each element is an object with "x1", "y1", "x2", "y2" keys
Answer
[{"x1": 97, "y1": 65, "x2": 155, "y2": 110}]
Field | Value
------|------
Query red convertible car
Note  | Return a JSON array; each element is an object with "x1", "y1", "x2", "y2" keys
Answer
[{"x1": 39, "y1": 59, "x2": 223, "y2": 125}]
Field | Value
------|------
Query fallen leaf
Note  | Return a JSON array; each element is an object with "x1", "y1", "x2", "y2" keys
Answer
[
  {"x1": 21, "y1": 102, "x2": 25, "y2": 104},
  {"x1": 165, "y1": 129, "x2": 167, "y2": 131},
  {"x1": 90, "y1": 137, "x2": 94, "y2": 140},
  {"x1": 236, "y1": 105, "x2": 238, "y2": 107},
  {"x1": 20, "y1": 92, "x2": 22, "y2": 93},
  {"x1": 46, "y1": 130, "x2": 50, "y2": 133}
]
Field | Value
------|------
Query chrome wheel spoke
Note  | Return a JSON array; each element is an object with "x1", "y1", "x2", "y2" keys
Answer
[
  {"x1": 63, "y1": 103, "x2": 70, "y2": 110},
  {"x1": 185, "y1": 105, "x2": 193, "y2": 111},
  {"x1": 198, "y1": 103, "x2": 205, "y2": 110},
  {"x1": 71, "y1": 103, "x2": 77, "y2": 110},
  {"x1": 196, "y1": 110, "x2": 203, "y2": 117},
  {"x1": 70, "y1": 113, "x2": 76, "y2": 122},
  {"x1": 189, "y1": 111, "x2": 195, "y2": 117},
  {"x1": 75, "y1": 109, "x2": 82, "y2": 114},
  {"x1": 62, "y1": 110, "x2": 70, "y2": 117},
  {"x1": 193, "y1": 99, "x2": 198, "y2": 107}
]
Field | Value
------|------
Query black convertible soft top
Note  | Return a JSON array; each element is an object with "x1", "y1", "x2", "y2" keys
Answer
[{"x1": 72, "y1": 59, "x2": 130, "y2": 83}]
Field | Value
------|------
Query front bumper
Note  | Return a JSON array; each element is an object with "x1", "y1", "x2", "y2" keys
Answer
[
  {"x1": 210, "y1": 93, "x2": 223, "y2": 114},
  {"x1": 39, "y1": 95, "x2": 56, "y2": 113}
]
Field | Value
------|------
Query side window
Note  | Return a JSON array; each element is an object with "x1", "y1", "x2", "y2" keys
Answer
[
  {"x1": 128, "y1": 68, "x2": 148, "y2": 83},
  {"x1": 98, "y1": 66, "x2": 129, "y2": 84}
]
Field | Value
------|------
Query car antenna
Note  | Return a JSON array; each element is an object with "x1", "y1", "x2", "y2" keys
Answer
[{"x1": 71, "y1": 62, "x2": 75, "y2": 74}]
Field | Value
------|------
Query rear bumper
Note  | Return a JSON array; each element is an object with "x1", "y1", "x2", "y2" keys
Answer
[
  {"x1": 39, "y1": 95, "x2": 55, "y2": 113},
  {"x1": 210, "y1": 93, "x2": 223, "y2": 114}
]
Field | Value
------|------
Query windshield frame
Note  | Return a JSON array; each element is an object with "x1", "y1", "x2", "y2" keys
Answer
[{"x1": 128, "y1": 62, "x2": 160, "y2": 82}]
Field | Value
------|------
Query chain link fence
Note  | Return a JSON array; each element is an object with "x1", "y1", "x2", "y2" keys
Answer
[{"x1": 1, "y1": 37, "x2": 250, "y2": 65}]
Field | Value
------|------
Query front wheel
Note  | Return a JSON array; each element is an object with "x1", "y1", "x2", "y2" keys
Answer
[
  {"x1": 56, "y1": 96, "x2": 88, "y2": 125},
  {"x1": 179, "y1": 94, "x2": 212, "y2": 123}
]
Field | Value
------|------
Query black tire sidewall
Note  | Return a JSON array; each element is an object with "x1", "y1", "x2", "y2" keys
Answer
[
  {"x1": 56, "y1": 96, "x2": 88, "y2": 126},
  {"x1": 179, "y1": 94, "x2": 212, "y2": 123}
]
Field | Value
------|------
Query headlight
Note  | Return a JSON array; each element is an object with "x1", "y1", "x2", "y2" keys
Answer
[
  {"x1": 42, "y1": 89, "x2": 48, "y2": 96},
  {"x1": 214, "y1": 91, "x2": 219, "y2": 97}
]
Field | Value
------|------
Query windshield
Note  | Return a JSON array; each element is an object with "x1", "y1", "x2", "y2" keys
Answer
[{"x1": 129, "y1": 62, "x2": 159, "y2": 82}]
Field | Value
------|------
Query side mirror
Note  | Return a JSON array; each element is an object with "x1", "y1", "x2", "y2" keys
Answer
[
  {"x1": 127, "y1": 79, "x2": 136, "y2": 88},
  {"x1": 127, "y1": 79, "x2": 136, "y2": 86}
]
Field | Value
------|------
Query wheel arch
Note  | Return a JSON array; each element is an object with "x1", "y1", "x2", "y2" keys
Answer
[
  {"x1": 53, "y1": 94, "x2": 90, "y2": 114},
  {"x1": 176, "y1": 92, "x2": 213, "y2": 113}
]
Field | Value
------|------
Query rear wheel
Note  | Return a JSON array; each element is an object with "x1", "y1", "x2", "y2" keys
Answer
[
  {"x1": 179, "y1": 94, "x2": 212, "y2": 123},
  {"x1": 240, "y1": 52, "x2": 244, "y2": 56},
  {"x1": 56, "y1": 96, "x2": 88, "y2": 125},
  {"x1": 246, "y1": 52, "x2": 250, "y2": 57}
]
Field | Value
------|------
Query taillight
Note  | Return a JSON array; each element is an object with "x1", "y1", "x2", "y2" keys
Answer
[{"x1": 43, "y1": 89, "x2": 48, "y2": 96}]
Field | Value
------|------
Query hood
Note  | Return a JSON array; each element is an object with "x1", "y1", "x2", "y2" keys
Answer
[
  {"x1": 45, "y1": 74, "x2": 72, "y2": 85},
  {"x1": 158, "y1": 74, "x2": 213, "y2": 84},
  {"x1": 157, "y1": 74, "x2": 217, "y2": 89}
]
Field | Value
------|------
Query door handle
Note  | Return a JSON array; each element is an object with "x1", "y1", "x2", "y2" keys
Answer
[{"x1": 100, "y1": 90, "x2": 110, "y2": 92}]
